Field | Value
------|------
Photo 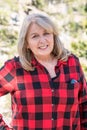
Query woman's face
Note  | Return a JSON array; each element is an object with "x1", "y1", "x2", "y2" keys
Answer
[{"x1": 27, "y1": 23, "x2": 54, "y2": 60}]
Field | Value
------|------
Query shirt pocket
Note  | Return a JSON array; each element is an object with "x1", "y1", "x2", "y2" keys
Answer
[{"x1": 58, "y1": 82, "x2": 80, "y2": 105}]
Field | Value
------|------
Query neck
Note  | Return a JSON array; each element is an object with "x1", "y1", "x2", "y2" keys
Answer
[
  {"x1": 35, "y1": 55, "x2": 54, "y2": 63},
  {"x1": 35, "y1": 55, "x2": 57, "y2": 68}
]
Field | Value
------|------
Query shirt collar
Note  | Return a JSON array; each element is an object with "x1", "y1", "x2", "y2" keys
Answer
[
  {"x1": 57, "y1": 59, "x2": 67, "y2": 67},
  {"x1": 31, "y1": 56, "x2": 67, "y2": 68}
]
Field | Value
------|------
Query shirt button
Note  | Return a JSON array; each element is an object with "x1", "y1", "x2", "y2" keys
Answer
[
  {"x1": 52, "y1": 104, "x2": 54, "y2": 106},
  {"x1": 51, "y1": 118, "x2": 54, "y2": 120},
  {"x1": 52, "y1": 89, "x2": 54, "y2": 92}
]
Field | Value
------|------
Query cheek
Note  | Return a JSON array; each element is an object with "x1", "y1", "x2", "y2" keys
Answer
[
  {"x1": 51, "y1": 39, "x2": 55, "y2": 51},
  {"x1": 27, "y1": 41, "x2": 38, "y2": 54},
  {"x1": 27, "y1": 40, "x2": 35, "y2": 49},
  {"x1": 50, "y1": 37, "x2": 54, "y2": 47},
  {"x1": 49, "y1": 35, "x2": 54, "y2": 43}
]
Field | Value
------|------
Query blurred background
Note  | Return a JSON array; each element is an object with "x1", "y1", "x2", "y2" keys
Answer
[{"x1": 0, "y1": 0, "x2": 87, "y2": 125}]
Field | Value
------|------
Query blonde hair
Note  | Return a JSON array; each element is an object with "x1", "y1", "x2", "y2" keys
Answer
[{"x1": 18, "y1": 13, "x2": 71, "y2": 71}]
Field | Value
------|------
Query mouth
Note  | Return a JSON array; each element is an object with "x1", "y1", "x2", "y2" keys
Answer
[{"x1": 39, "y1": 45, "x2": 48, "y2": 49}]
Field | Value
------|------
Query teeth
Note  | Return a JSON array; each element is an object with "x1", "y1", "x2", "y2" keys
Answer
[
  {"x1": 40, "y1": 46, "x2": 46, "y2": 49},
  {"x1": 39, "y1": 45, "x2": 48, "y2": 49}
]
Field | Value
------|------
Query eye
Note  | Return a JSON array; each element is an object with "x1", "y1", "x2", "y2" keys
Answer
[
  {"x1": 32, "y1": 34, "x2": 39, "y2": 38},
  {"x1": 44, "y1": 32, "x2": 50, "y2": 35}
]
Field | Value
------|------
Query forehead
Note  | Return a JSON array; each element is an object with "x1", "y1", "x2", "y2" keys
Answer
[
  {"x1": 27, "y1": 22, "x2": 48, "y2": 36},
  {"x1": 30, "y1": 22, "x2": 45, "y2": 31},
  {"x1": 28, "y1": 20, "x2": 53, "y2": 35}
]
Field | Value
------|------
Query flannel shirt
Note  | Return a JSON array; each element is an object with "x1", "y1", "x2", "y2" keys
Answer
[{"x1": 0, "y1": 54, "x2": 87, "y2": 130}]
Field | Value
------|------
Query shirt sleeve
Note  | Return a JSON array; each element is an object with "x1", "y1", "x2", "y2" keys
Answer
[
  {"x1": 0, "y1": 59, "x2": 15, "y2": 130},
  {"x1": 0, "y1": 59, "x2": 15, "y2": 96},
  {"x1": 78, "y1": 60, "x2": 87, "y2": 129}
]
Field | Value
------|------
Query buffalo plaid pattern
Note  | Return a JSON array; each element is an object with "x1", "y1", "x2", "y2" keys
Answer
[{"x1": 0, "y1": 54, "x2": 87, "y2": 130}]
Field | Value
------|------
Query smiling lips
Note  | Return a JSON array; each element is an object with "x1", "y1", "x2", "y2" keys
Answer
[{"x1": 39, "y1": 45, "x2": 48, "y2": 50}]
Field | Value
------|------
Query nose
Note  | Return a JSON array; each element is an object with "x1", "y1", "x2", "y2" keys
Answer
[{"x1": 39, "y1": 36, "x2": 46, "y2": 43}]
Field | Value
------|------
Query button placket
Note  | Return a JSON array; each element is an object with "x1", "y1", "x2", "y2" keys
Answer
[
  {"x1": 52, "y1": 89, "x2": 55, "y2": 107},
  {"x1": 52, "y1": 88, "x2": 55, "y2": 121}
]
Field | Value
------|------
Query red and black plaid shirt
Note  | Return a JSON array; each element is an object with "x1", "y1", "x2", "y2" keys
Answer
[{"x1": 0, "y1": 54, "x2": 87, "y2": 130}]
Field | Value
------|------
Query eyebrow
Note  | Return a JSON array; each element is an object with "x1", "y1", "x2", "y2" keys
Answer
[
  {"x1": 29, "y1": 33, "x2": 38, "y2": 36},
  {"x1": 30, "y1": 30, "x2": 49, "y2": 36}
]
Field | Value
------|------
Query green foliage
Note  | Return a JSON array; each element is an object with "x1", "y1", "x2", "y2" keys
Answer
[
  {"x1": 71, "y1": 40, "x2": 87, "y2": 59},
  {"x1": 71, "y1": 40, "x2": 87, "y2": 79},
  {"x1": 83, "y1": 64, "x2": 87, "y2": 72},
  {"x1": 81, "y1": 63, "x2": 87, "y2": 79},
  {"x1": 32, "y1": 0, "x2": 45, "y2": 9},
  {"x1": 0, "y1": 28, "x2": 18, "y2": 44},
  {"x1": 84, "y1": 3, "x2": 87, "y2": 12},
  {"x1": 68, "y1": 22, "x2": 82, "y2": 32},
  {"x1": 82, "y1": 19, "x2": 87, "y2": 31},
  {"x1": 0, "y1": 10, "x2": 9, "y2": 25}
]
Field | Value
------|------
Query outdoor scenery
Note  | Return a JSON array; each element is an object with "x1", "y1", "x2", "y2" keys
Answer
[{"x1": 0, "y1": 0, "x2": 87, "y2": 125}]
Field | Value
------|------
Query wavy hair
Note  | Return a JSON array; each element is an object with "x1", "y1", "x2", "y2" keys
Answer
[{"x1": 18, "y1": 13, "x2": 71, "y2": 71}]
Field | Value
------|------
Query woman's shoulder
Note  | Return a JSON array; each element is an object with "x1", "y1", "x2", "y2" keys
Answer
[
  {"x1": 67, "y1": 53, "x2": 80, "y2": 65},
  {"x1": 0, "y1": 56, "x2": 20, "y2": 70},
  {"x1": 5, "y1": 56, "x2": 19, "y2": 65}
]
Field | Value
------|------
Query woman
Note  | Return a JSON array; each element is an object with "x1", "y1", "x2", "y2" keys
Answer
[{"x1": 0, "y1": 13, "x2": 87, "y2": 130}]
